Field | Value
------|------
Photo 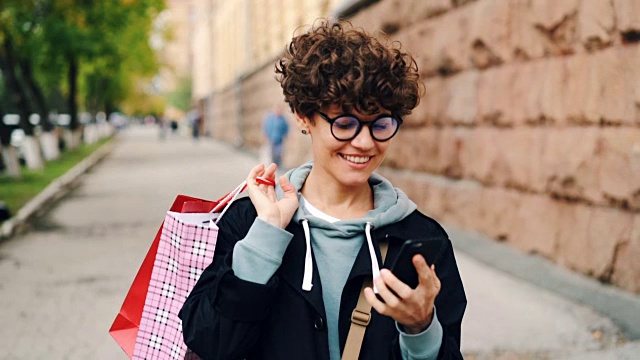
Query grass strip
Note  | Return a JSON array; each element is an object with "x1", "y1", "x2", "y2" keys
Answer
[{"x1": 0, "y1": 137, "x2": 113, "y2": 219}]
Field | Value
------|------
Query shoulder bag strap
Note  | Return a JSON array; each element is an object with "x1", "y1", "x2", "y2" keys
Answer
[{"x1": 342, "y1": 240, "x2": 389, "y2": 360}]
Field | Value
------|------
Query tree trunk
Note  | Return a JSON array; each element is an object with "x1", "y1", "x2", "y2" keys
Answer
[
  {"x1": 68, "y1": 55, "x2": 79, "y2": 131},
  {"x1": 1, "y1": 34, "x2": 33, "y2": 136},
  {"x1": 18, "y1": 59, "x2": 51, "y2": 132},
  {"x1": 105, "y1": 100, "x2": 115, "y2": 116},
  {"x1": 66, "y1": 55, "x2": 82, "y2": 149}
]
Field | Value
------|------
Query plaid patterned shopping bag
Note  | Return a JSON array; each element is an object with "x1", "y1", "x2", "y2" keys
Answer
[
  {"x1": 132, "y1": 210, "x2": 219, "y2": 360},
  {"x1": 111, "y1": 179, "x2": 268, "y2": 359}
]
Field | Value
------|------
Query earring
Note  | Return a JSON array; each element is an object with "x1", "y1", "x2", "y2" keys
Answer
[{"x1": 301, "y1": 129, "x2": 308, "y2": 135}]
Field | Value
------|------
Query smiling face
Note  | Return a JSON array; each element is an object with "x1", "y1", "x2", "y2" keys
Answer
[{"x1": 297, "y1": 104, "x2": 394, "y2": 190}]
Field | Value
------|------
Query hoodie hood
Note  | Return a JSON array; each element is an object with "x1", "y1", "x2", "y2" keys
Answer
[
  {"x1": 285, "y1": 161, "x2": 417, "y2": 230},
  {"x1": 283, "y1": 161, "x2": 417, "y2": 292}
]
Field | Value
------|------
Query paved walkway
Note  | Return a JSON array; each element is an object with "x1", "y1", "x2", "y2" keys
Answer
[{"x1": 0, "y1": 125, "x2": 638, "y2": 359}]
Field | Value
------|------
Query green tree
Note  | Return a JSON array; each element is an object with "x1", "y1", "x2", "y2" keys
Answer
[
  {"x1": 1, "y1": 0, "x2": 166, "y2": 136},
  {"x1": 167, "y1": 76, "x2": 192, "y2": 112}
]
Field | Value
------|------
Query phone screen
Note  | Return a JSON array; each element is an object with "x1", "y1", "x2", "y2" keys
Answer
[{"x1": 386, "y1": 237, "x2": 447, "y2": 289}]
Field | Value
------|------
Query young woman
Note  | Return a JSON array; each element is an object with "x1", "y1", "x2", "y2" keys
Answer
[{"x1": 180, "y1": 20, "x2": 466, "y2": 360}]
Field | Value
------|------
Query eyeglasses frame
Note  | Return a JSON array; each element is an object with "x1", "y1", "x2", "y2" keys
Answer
[{"x1": 316, "y1": 111, "x2": 403, "y2": 142}]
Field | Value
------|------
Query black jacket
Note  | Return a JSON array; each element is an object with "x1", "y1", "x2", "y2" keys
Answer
[{"x1": 179, "y1": 198, "x2": 466, "y2": 360}]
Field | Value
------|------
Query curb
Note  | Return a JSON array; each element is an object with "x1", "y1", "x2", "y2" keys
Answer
[
  {"x1": 0, "y1": 138, "x2": 118, "y2": 242},
  {"x1": 446, "y1": 225, "x2": 640, "y2": 341}
]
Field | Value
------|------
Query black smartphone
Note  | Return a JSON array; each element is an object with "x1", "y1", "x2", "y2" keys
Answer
[{"x1": 386, "y1": 237, "x2": 447, "y2": 289}]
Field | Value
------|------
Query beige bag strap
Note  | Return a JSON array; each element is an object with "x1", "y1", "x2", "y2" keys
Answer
[{"x1": 342, "y1": 240, "x2": 389, "y2": 360}]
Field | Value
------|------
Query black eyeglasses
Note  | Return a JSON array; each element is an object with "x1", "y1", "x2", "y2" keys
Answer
[{"x1": 317, "y1": 112, "x2": 403, "y2": 142}]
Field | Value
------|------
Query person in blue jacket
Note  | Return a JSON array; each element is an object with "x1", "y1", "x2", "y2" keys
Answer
[
  {"x1": 263, "y1": 104, "x2": 290, "y2": 168},
  {"x1": 180, "y1": 19, "x2": 466, "y2": 360}
]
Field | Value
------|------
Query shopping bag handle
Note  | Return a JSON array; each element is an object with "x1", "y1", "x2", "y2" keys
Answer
[{"x1": 211, "y1": 176, "x2": 275, "y2": 224}]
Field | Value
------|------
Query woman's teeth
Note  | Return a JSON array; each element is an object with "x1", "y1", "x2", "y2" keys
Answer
[{"x1": 342, "y1": 155, "x2": 370, "y2": 164}]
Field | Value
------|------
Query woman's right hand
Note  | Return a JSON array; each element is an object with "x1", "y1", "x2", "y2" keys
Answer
[{"x1": 246, "y1": 163, "x2": 299, "y2": 229}]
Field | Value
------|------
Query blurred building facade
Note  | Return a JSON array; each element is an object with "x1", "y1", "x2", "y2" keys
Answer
[
  {"x1": 184, "y1": 0, "x2": 345, "y2": 138},
  {"x1": 157, "y1": 0, "x2": 195, "y2": 120},
  {"x1": 185, "y1": 0, "x2": 640, "y2": 295}
]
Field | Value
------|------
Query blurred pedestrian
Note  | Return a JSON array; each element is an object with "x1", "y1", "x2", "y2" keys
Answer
[
  {"x1": 262, "y1": 104, "x2": 289, "y2": 168},
  {"x1": 187, "y1": 108, "x2": 202, "y2": 141},
  {"x1": 180, "y1": 19, "x2": 466, "y2": 360},
  {"x1": 169, "y1": 119, "x2": 179, "y2": 134},
  {"x1": 157, "y1": 116, "x2": 167, "y2": 141}
]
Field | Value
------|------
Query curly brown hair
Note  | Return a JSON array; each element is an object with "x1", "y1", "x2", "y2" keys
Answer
[{"x1": 276, "y1": 20, "x2": 422, "y2": 120}]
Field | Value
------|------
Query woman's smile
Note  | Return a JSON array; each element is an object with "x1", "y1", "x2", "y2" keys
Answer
[{"x1": 340, "y1": 154, "x2": 372, "y2": 165}]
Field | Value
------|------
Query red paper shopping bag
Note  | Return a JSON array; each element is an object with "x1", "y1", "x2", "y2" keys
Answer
[
  {"x1": 108, "y1": 195, "x2": 217, "y2": 358},
  {"x1": 109, "y1": 177, "x2": 267, "y2": 359}
]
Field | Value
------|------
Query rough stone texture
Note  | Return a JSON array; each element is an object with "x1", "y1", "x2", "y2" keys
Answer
[
  {"x1": 595, "y1": 48, "x2": 638, "y2": 125},
  {"x1": 459, "y1": 128, "x2": 549, "y2": 192},
  {"x1": 439, "y1": 178, "x2": 484, "y2": 230},
  {"x1": 509, "y1": 0, "x2": 548, "y2": 60},
  {"x1": 529, "y1": 0, "x2": 581, "y2": 55},
  {"x1": 467, "y1": 0, "x2": 511, "y2": 69},
  {"x1": 365, "y1": 0, "x2": 454, "y2": 31},
  {"x1": 577, "y1": 0, "x2": 615, "y2": 50},
  {"x1": 538, "y1": 58, "x2": 567, "y2": 125},
  {"x1": 614, "y1": 0, "x2": 640, "y2": 35},
  {"x1": 477, "y1": 64, "x2": 516, "y2": 126},
  {"x1": 409, "y1": 0, "x2": 452, "y2": 22},
  {"x1": 384, "y1": 127, "x2": 441, "y2": 173},
  {"x1": 556, "y1": 202, "x2": 592, "y2": 269},
  {"x1": 511, "y1": 60, "x2": 545, "y2": 125},
  {"x1": 478, "y1": 187, "x2": 521, "y2": 241},
  {"x1": 402, "y1": 21, "x2": 435, "y2": 79},
  {"x1": 444, "y1": 71, "x2": 479, "y2": 125},
  {"x1": 611, "y1": 215, "x2": 640, "y2": 293},
  {"x1": 348, "y1": 1, "x2": 389, "y2": 34},
  {"x1": 564, "y1": 53, "x2": 600, "y2": 125},
  {"x1": 500, "y1": 128, "x2": 540, "y2": 191},
  {"x1": 558, "y1": 205, "x2": 633, "y2": 280},
  {"x1": 599, "y1": 128, "x2": 640, "y2": 210},
  {"x1": 586, "y1": 207, "x2": 634, "y2": 280},
  {"x1": 509, "y1": 193, "x2": 560, "y2": 258},
  {"x1": 421, "y1": 76, "x2": 449, "y2": 125},
  {"x1": 543, "y1": 127, "x2": 602, "y2": 204},
  {"x1": 437, "y1": 127, "x2": 466, "y2": 178},
  {"x1": 424, "y1": 10, "x2": 471, "y2": 76},
  {"x1": 622, "y1": 45, "x2": 640, "y2": 124}
]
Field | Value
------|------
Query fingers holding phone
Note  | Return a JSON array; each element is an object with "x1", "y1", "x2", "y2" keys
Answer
[
  {"x1": 365, "y1": 255, "x2": 441, "y2": 334},
  {"x1": 364, "y1": 237, "x2": 447, "y2": 334},
  {"x1": 413, "y1": 254, "x2": 441, "y2": 294}
]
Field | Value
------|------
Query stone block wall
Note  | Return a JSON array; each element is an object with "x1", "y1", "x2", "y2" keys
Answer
[
  {"x1": 351, "y1": 0, "x2": 640, "y2": 294},
  {"x1": 206, "y1": 0, "x2": 640, "y2": 294}
]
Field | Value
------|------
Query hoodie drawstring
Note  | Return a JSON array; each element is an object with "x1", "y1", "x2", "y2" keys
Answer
[
  {"x1": 301, "y1": 219, "x2": 313, "y2": 291},
  {"x1": 364, "y1": 222, "x2": 381, "y2": 294},
  {"x1": 299, "y1": 219, "x2": 381, "y2": 294}
]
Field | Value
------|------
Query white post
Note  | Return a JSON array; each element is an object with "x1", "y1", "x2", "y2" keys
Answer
[
  {"x1": 20, "y1": 136, "x2": 44, "y2": 170},
  {"x1": 0, "y1": 144, "x2": 21, "y2": 178}
]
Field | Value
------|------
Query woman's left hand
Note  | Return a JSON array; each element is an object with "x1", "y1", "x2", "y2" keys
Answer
[{"x1": 364, "y1": 254, "x2": 441, "y2": 334}]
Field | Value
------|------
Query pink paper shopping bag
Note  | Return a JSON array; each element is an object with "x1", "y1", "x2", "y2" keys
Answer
[
  {"x1": 111, "y1": 178, "x2": 273, "y2": 359},
  {"x1": 132, "y1": 210, "x2": 218, "y2": 360},
  {"x1": 132, "y1": 181, "x2": 254, "y2": 360}
]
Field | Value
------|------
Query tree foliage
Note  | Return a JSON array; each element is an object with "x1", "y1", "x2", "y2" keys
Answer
[
  {"x1": 0, "y1": 0, "x2": 166, "y2": 131},
  {"x1": 167, "y1": 76, "x2": 192, "y2": 112}
]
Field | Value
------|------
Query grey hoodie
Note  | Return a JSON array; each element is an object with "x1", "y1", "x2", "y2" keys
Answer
[{"x1": 231, "y1": 162, "x2": 443, "y2": 360}]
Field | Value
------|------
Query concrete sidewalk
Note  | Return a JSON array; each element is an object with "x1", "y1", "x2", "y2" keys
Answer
[{"x1": 0, "y1": 125, "x2": 638, "y2": 359}]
